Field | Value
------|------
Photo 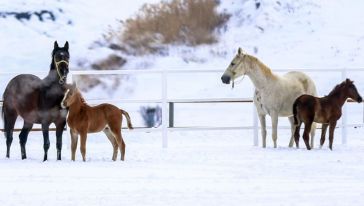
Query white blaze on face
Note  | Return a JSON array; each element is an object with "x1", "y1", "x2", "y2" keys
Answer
[{"x1": 61, "y1": 89, "x2": 70, "y2": 108}]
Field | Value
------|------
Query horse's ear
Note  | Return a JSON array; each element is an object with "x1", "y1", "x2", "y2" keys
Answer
[
  {"x1": 72, "y1": 82, "x2": 77, "y2": 89},
  {"x1": 238, "y1": 47, "x2": 246, "y2": 55},
  {"x1": 64, "y1": 41, "x2": 69, "y2": 50},
  {"x1": 54, "y1": 41, "x2": 59, "y2": 49},
  {"x1": 238, "y1": 47, "x2": 242, "y2": 55}
]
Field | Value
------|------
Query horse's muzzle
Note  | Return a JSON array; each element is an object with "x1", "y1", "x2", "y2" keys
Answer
[
  {"x1": 358, "y1": 96, "x2": 363, "y2": 103},
  {"x1": 221, "y1": 75, "x2": 231, "y2": 84}
]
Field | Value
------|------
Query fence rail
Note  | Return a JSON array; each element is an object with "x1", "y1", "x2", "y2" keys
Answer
[{"x1": 1, "y1": 68, "x2": 364, "y2": 147}]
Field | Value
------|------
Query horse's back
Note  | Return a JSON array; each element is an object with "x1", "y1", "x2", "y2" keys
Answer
[
  {"x1": 4, "y1": 74, "x2": 41, "y2": 93},
  {"x1": 3, "y1": 74, "x2": 42, "y2": 118},
  {"x1": 283, "y1": 71, "x2": 317, "y2": 96}
]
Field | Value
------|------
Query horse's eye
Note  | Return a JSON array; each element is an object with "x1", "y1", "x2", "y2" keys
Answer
[{"x1": 231, "y1": 62, "x2": 236, "y2": 66}]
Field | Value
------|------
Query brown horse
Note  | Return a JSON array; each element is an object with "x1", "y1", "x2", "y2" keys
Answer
[
  {"x1": 61, "y1": 84, "x2": 133, "y2": 161},
  {"x1": 293, "y1": 79, "x2": 362, "y2": 150}
]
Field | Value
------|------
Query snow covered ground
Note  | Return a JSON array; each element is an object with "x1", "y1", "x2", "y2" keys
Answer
[
  {"x1": 1, "y1": 128, "x2": 364, "y2": 206},
  {"x1": 1, "y1": 0, "x2": 364, "y2": 205}
]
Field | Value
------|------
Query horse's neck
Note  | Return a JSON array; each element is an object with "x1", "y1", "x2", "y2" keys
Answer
[
  {"x1": 247, "y1": 59, "x2": 277, "y2": 90},
  {"x1": 44, "y1": 69, "x2": 59, "y2": 84},
  {"x1": 69, "y1": 96, "x2": 87, "y2": 116},
  {"x1": 327, "y1": 91, "x2": 348, "y2": 107}
]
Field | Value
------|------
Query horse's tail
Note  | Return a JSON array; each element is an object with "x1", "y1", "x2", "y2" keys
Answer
[
  {"x1": 120, "y1": 109, "x2": 133, "y2": 130},
  {"x1": 293, "y1": 100, "x2": 299, "y2": 126},
  {"x1": 1, "y1": 91, "x2": 6, "y2": 136}
]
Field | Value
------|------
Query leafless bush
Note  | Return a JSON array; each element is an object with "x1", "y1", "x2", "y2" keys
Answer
[{"x1": 106, "y1": 0, "x2": 230, "y2": 55}]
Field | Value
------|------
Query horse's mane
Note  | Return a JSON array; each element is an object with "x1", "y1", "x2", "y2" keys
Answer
[
  {"x1": 328, "y1": 81, "x2": 346, "y2": 96},
  {"x1": 246, "y1": 54, "x2": 276, "y2": 78},
  {"x1": 75, "y1": 90, "x2": 90, "y2": 106}
]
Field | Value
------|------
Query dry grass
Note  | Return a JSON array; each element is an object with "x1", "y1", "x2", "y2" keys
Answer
[
  {"x1": 75, "y1": 55, "x2": 127, "y2": 91},
  {"x1": 106, "y1": 0, "x2": 230, "y2": 55}
]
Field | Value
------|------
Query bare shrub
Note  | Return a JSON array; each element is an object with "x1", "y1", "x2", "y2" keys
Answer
[
  {"x1": 106, "y1": 0, "x2": 230, "y2": 55},
  {"x1": 91, "y1": 54, "x2": 126, "y2": 70},
  {"x1": 75, "y1": 54, "x2": 127, "y2": 92}
]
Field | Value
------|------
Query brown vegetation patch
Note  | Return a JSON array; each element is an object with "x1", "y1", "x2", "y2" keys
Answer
[{"x1": 106, "y1": 0, "x2": 230, "y2": 55}]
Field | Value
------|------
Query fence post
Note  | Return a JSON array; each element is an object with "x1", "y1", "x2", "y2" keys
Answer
[
  {"x1": 169, "y1": 102, "x2": 174, "y2": 128},
  {"x1": 161, "y1": 69, "x2": 168, "y2": 148},
  {"x1": 253, "y1": 102, "x2": 259, "y2": 146},
  {"x1": 341, "y1": 69, "x2": 347, "y2": 144}
]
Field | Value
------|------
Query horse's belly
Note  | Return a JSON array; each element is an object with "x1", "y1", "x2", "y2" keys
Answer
[{"x1": 88, "y1": 124, "x2": 107, "y2": 133}]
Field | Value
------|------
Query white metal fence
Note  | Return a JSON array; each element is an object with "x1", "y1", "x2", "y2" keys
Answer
[{"x1": 1, "y1": 68, "x2": 364, "y2": 147}]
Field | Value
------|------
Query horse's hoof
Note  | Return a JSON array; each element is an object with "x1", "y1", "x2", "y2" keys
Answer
[{"x1": 21, "y1": 156, "x2": 27, "y2": 160}]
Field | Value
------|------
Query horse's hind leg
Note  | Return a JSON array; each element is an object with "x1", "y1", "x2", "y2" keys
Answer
[
  {"x1": 103, "y1": 128, "x2": 118, "y2": 161},
  {"x1": 320, "y1": 124, "x2": 329, "y2": 148},
  {"x1": 294, "y1": 122, "x2": 302, "y2": 148},
  {"x1": 112, "y1": 128, "x2": 125, "y2": 161},
  {"x1": 19, "y1": 121, "x2": 33, "y2": 159},
  {"x1": 310, "y1": 122, "x2": 316, "y2": 149},
  {"x1": 4, "y1": 110, "x2": 17, "y2": 158},
  {"x1": 302, "y1": 121, "x2": 312, "y2": 150},
  {"x1": 288, "y1": 116, "x2": 295, "y2": 147}
]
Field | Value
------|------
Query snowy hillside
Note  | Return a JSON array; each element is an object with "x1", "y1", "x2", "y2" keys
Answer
[{"x1": 1, "y1": 0, "x2": 364, "y2": 71}]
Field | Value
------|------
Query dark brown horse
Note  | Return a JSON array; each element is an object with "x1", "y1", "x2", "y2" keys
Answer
[
  {"x1": 2, "y1": 41, "x2": 70, "y2": 161},
  {"x1": 61, "y1": 84, "x2": 133, "y2": 161},
  {"x1": 293, "y1": 79, "x2": 362, "y2": 150}
]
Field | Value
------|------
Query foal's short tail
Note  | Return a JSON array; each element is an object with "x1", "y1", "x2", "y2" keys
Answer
[
  {"x1": 1, "y1": 93, "x2": 6, "y2": 135},
  {"x1": 293, "y1": 100, "x2": 299, "y2": 126},
  {"x1": 121, "y1": 109, "x2": 134, "y2": 129}
]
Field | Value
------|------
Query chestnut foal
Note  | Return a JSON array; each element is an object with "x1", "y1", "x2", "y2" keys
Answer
[
  {"x1": 61, "y1": 84, "x2": 133, "y2": 161},
  {"x1": 293, "y1": 79, "x2": 362, "y2": 150}
]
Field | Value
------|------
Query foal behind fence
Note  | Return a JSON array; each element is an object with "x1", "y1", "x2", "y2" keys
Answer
[
  {"x1": 293, "y1": 79, "x2": 362, "y2": 150},
  {"x1": 61, "y1": 84, "x2": 133, "y2": 161}
]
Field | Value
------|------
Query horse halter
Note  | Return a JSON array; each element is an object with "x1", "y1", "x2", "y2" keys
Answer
[
  {"x1": 232, "y1": 72, "x2": 246, "y2": 89},
  {"x1": 54, "y1": 56, "x2": 69, "y2": 84}
]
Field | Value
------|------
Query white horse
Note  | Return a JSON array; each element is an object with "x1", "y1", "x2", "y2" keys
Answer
[{"x1": 221, "y1": 48, "x2": 317, "y2": 148}]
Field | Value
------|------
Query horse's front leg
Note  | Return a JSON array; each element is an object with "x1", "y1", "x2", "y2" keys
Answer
[
  {"x1": 80, "y1": 132, "x2": 88, "y2": 162},
  {"x1": 270, "y1": 112, "x2": 279, "y2": 148},
  {"x1": 19, "y1": 121, "x2": 33, "y2": 159},
  {"x1": 328, "y1": 121, "x2": 337, "y2": 150},
  {"x1": 288, "y1": 116, "x2": 295, "y2": 147},
  {"x1": 42, "y1": 123, "x2": 51, "y2": 161},
  {"x1": 70, "y1": 129, "x2": 79, "y2": 161},
  {"x1": 258, "y1": 114, "x2": 267, "y2": 148},
  {"x1": 55, "y1": 121, "x2": 66, "y2": 160}
]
